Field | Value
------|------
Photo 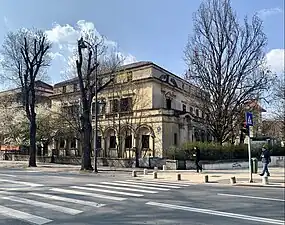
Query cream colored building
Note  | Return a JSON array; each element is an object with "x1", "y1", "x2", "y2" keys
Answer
[{"x1": 50, "y1": 61, "x2": 210, "y2": 159}]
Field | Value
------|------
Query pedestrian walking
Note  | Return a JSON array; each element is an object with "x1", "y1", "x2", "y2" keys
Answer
[
  {"x1": 193, "y1": 146, "x2": 202, "y2": 173},
  {"x1": 260, "y1": 144, "x2": 271, "y2": 177}
]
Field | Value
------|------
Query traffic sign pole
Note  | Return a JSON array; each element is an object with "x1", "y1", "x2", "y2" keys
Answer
[
  {"x1": 246, "y1": 111, "x2": 253, "y2": 183},
  {"x1": 248, "y1": 128, "x2": 253, "y2": 183}
]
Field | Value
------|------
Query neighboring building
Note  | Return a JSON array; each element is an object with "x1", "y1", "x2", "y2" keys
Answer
[
  {"x1": 50, "y1": 61, "x2": 210, "y2": 158},
  {"x1": 0, "y1": 80, "x2": 53, "y2": 107}
]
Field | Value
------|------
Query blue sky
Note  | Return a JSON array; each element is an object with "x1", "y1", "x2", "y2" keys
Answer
[{"x1": 0, "y1": 0, "x2": 284, "y2": 86}]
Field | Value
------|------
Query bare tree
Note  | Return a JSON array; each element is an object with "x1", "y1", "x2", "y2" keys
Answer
[
  {"x1": 184, "y1": 0, "x2": 270, "y2": 144},
  {"x1": 75, "y1": 34, "x2": 122, "y2": 171},
  {"x1": 1, "y1": 29, "x2": 51, "y2": 166}
]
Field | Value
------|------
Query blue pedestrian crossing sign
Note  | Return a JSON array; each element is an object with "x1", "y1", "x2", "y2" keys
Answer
[{"x1": 246, "y1": 112, "x2": 253, "y2": 126}]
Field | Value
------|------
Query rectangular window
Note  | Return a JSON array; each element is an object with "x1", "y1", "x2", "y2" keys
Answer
[
  {"x1": 190, "y1": 107, "x2": 193, "y2": 113},
  {"x1": 59, "y1": 139, "x2": 65, "y2": 148},
  {"x1": 127, "y1": 71, "x2": 133, "y2": 82},
  {"x1": 110, "y1": 99, "x2": 119, "y2": 112},
  {"x1": 109, "y1": 136, "x2": 116, "y2": 148},
  {"x1": 120, "y1": 97, "x2": 132, "y2": 112},
  {"x1": 166, "y1": 99, "x2": 171, "y2": 109},
  {"x1": 174, "y1": 133, "x2": 177, "y2": 146},
  {"x1": 73, "y1": 83, "x2": 78, "y2": 92},
  {"x1": 92, "y1": 102, "x2": 96, "y2": 115},
  {"x1": 70, "y1": 138, "x2": 76, "y2": 148},
  {"x1": 125, "y1": 135, "x2": 132, "y2": 148},
  {"x1": 62, "y1": 86, "x2": 66, "y2": 93},
  {"x1": 182, "y1": 104, "x2": 186, "y2": 112},
  {"x1": 97, "y1": 136, "x2": 102, "y2": 149},
  {"x1": 196, "y1": 109, "x2": 199, "y2": 117},
  {"x1": 142, "y1": 135, "x2": 150, "y2": 149}
]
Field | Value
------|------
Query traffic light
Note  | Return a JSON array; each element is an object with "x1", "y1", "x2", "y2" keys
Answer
[{"x1": 241, "y1": 121, "x2": 249, "y2": 135}]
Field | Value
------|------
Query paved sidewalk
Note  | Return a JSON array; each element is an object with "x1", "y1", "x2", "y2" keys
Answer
[{"x1": 137, "y1": 167, "x2": 285, "y2": 188}]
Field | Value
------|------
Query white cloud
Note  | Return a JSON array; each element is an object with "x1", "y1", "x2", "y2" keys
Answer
[
  {"x1": 257, "y1": 7, "x2": 283, "y2": 19},
  {"x1": 3, "y1": 16, "x2": 8, "y2": 26},
  {"x1": 45, "y1": 20, "x2": 137, "y2": 78},
  {"x1": 266, "y1": 49, "x2": 285, "y2": 74}
]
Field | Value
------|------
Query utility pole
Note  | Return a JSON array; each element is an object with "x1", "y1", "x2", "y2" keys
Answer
[{"x1": 93, "y1": 44, "x2": 98, "y2": 173}]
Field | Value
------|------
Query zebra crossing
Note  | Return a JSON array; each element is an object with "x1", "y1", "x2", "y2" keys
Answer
[{"x1": 0, "y1": 178, "x2": 192, "y2": 224}]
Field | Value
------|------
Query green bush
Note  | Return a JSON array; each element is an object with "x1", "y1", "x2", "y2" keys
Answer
[
  {"x1": 166, "y1": 142, "x2": 285, "y2": 161},
  {"x1": 166, "y1": 142, "x2": 248, "y2": 161}
]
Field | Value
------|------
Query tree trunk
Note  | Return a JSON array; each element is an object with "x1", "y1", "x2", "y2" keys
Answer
[
  {"x1": 81, "y1": 113, "x2": 93, "y2": 171},
  {"x1": 29, "y1": 115, "x2": 37, "y2": 167}
]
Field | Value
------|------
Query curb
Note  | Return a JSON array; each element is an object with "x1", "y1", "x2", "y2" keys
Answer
[{"x1": 233, "y1": 183, "x2": 285, "y2": 189}]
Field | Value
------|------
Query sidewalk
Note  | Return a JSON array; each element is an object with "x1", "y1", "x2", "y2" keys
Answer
[
  {"x1": 0, "y1": 160, "x2": 149, "y2": 173},
  {"x1": 137, "y1": 167, "x2": 285, "y2": 188}
]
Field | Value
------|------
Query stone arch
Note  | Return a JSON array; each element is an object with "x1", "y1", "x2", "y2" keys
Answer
[
  {"x1": 103, "y1": 126, "x2": 118, "y2": 158},
  {"x1": 135, "y1": 124, "x2": 155, "y2": 158},
  {"x1": 120, "y1": 125, "x2": 136, "y2": 158},
  {"x1": 135, "y1": 124, "x2": 155, "y2": 138}
]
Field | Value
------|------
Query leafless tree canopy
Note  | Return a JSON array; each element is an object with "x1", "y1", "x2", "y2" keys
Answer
[
  {"x1": 184, "y1": 0, "x2": 270, "y2": 144},
  {"x1": 1, "y1": 28, "x2": 51, "y2": 166}
]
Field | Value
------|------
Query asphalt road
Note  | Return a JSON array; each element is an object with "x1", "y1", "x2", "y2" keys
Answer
[{"x1": 0, "y1": 168, "x2": 284, "y2": 225}]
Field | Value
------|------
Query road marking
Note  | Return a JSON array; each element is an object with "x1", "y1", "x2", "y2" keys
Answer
[
  {"x1": 0, "y1": 174, "x2": 17, "y2": 177},
  {"x1": 0, "y1": 179, "x2": 44, "y2": 187},
  {"x1": 29, "y1": 193, "x2": 105, "y2": 207},
  {"x1": 218, "y1": 193, "x2": 285, "y2": 202},
  {"x1": 2, "y1": 196, "x2": 82, "y2": 215},
  {"x1": 86, "y1": 183, "x2": 158, "y2": 194},
  {"x1": 0, "y1": 205, "x2": 52, "y2": 225},
  {"x1": 116, "y1": 180, "x2": 180, "y2": 189},
  {"x1": 101, "y1": 181, "x2": 170, "y2": 191},
  {"x1": 127, "y1": 180, "x2": 188, "y2": 187},
  {"x1": 70, "y1": 186, "x2": 144, "y2": 197},
  {"x1": 146, "y1": 201, "x2": 285, "y2": 225},
  {"x1": 51, "y1": 188, "x2": 126, "y2": 201}
]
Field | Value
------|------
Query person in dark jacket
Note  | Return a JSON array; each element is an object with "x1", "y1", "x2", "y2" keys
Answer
[
  {"x1": 260, "y1": 144, "x2": 271, "y2": 177},
  {"x1": 193, "y1": 146, "x2": 202, "y2": 173}
]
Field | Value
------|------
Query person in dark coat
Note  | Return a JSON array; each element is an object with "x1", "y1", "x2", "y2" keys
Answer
[
  {"x1": 193, "y1": 146, "x2": 202, "y2": 173},
  {"x1": 260, "y1": 144, "x2": 271, "y2": 177}
]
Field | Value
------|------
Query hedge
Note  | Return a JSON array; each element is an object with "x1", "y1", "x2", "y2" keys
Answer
[{"x1": 166, "y1": 142, "x2": 285, "y2": 161}]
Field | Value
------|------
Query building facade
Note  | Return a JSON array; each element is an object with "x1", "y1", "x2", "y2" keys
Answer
[{"x1": 50, "y1": 61, "x2": 210, "y2": 158}]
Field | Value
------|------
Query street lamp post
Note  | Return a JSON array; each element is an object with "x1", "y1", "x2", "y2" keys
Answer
[{"x1": 93, "y1": 44, "x2": 98, "y2": 173}]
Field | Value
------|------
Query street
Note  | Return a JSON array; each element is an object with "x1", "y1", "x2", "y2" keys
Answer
[{"x1": 0, "y1": 168, "x2": 284, "y2": 225}]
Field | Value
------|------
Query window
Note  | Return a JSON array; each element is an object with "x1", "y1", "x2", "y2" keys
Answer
[
  {"x1": 127, "y1": 71, "x2": 133, "y2": 82},
  {"x1": 125, "y1": 135, "x2": 132, "y2": 148},
  {"x1": 59, "y1": 139, "x2": 65, "y2": 148},
  {"x1": 182, "y1": 104, "x2": 186, "y2": 112},
  {"x1": 190, "y1": 106, "x2": 193, "y2": 113},
  {"x1": 92, "y1": 102, "x2": 96, "y2": 115},
  {"x1": 62, "y1": 86, "x2": 66, "y2": 93},
  {"x1": 174, "y1": 133, "x2": 177, "y2": 146},
  {"x1": 110, "y1": 99, "x2": 119, "y2": 112},
  {"x1": 142, "y1": 135, "x2": 150, "y2": 148},
  {"x1": 70, "y1": 138, "x2": 76, "y2": 148},
  {"x1": 97, "y1": 136, "x2": 102, "y2": 149},
  {"x1": 120, "y1": 97, "x2": 132, "y2": 112},
  {"x1": 98, "y1": 77, "x2": 103, "y2": 87},
  {"x1": 166, "y1": 98, "x2": 171, "y2": 109},
  {"x1": 109, "y1": 136, "x2": 116, "y2": 148},
  {"x1": 196, "y1": 109, "x2": 199, "y2": 117},
  {"x1": 99, "y1": 102, "x2": 106, "y2": 114},
  {"x1": 73, "y1": 84, "x2": 78, "y2": 92}
]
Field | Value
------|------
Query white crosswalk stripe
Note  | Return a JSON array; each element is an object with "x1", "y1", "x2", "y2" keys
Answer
[
  {"x1": 2, "y1": 196, "x2": 82, "y2": 215},
  {"x1": 100, "y1": 181, "x2": 170, "y2": 191},
  {"x1": 127, "y1": 179, "x2": 191, "y2": 187},
  {"x1": 70, "y1": 185, "x2": 144, "y2": 197},
  {"x1": 0, "y1": 205, "x2": 52, "y2": 225},
  {"x1": 29, "y1": 192, "x2": 106, "y2": 207},
  {"x1": 86, "y1": 183, "x2": 158, "y2": 194},
  {"x1": 0, "y1": 178, "x2": 44, "y2": 187},
  {"x1": 0, "y1": 178, "x2": 190, "y2": 224},
  {"x1": 50, "y1": 187, "x2": 127, "y2": 201}
]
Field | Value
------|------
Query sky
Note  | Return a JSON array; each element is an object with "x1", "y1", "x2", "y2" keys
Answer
[{"x1": 0, "y1": 0, "x2": 284, "y2": 117}]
